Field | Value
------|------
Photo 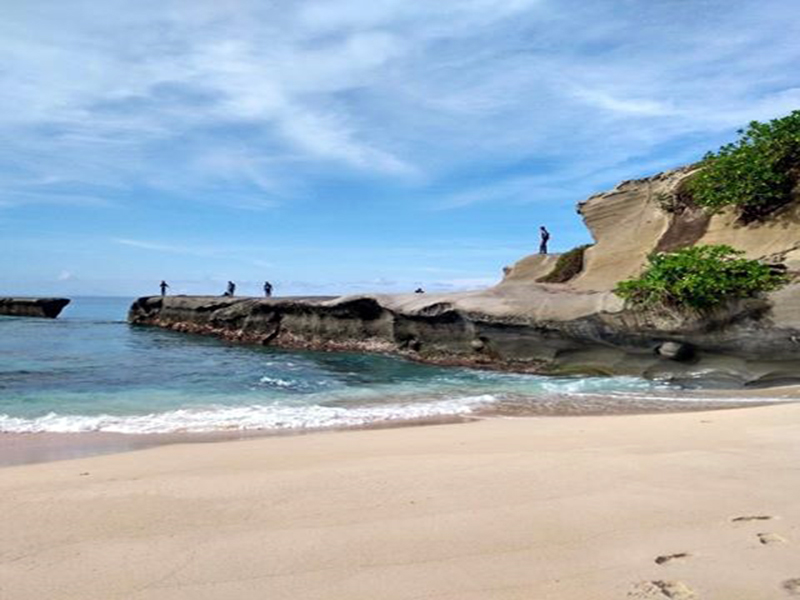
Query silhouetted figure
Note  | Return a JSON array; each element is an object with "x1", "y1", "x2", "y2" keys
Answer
[
  {"x1": 539, "y1": 226, "x2": 550, "y2": 254},
  {"x1": 263, "y1": 281, "x2": 273, "y2": 297},
  {"x1": 224, "y1": 281, "x2": 236, "y2": 296},
  {"x1": 414, "y1": 287, "x2": 425, "y2": 294},
  {"x1": 159, "y1": 280, "x2": 169, "y2": 296}
]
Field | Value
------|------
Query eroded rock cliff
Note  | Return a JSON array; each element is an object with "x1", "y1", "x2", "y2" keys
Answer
[{"x1": 129, "y1": 166, "x2": 800, "y2": 386}]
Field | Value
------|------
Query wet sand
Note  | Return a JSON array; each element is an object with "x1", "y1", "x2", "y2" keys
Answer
[
  {"x1": 2, "y1": 387, "x2": 789, "y2": 467},
  {"x1": 0, "y1": 431, "x2": 259, "y2": 467},
  {"x1": 2, "y1": 403, "x2": 799, "y2": 599},
  {"x1": 0, "y1": 416, "x2": 474, "y2": 467}
]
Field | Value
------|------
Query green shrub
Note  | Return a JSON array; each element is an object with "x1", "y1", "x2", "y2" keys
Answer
[
  {"x1": 688, "y1": 110, "x2": 800, "y2": 221},
  {"x1": 537, "y1": 244, "x2": 590, "y2": 283},
  {"x1": 614, "y1": 245, "x2": 787, "y2": 311}
]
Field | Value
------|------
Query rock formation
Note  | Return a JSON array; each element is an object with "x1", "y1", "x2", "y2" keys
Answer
[
  {"x1": 0, "y1": 297, "x2": 71, "y2": 318},
  {"x1": 129, "y1": 166, "x2": 800, "y2": 386}
]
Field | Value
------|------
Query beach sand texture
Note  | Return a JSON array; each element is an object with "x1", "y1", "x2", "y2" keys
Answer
[{"x1": 2, "y1": 404, "x2": 799, "y2": 599}]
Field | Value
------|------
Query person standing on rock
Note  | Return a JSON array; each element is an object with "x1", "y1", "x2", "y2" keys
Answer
[
  {"x1": 159, "y1": 280, "x2": 169, "y2": 296},
  {"x1": 539, "y1": 226, "x2": 551, "y2": 254},
  {"x1": 224, "y1": 281, "x2": 236, "y2": 296},
  {"x1": 263, "y1": 281, "x2": 273, "y2": 297}
]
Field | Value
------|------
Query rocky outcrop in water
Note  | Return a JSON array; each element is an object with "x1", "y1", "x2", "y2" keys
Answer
[
  {"x1": 0, "y1": 297, "x2": 71, "y2": 318},
  {"x1": 128, "y1": 289, "x2": 800, "y2": 387},
  {"x1": 128, "y1": 166, "x2": 800, "y2": 387}
]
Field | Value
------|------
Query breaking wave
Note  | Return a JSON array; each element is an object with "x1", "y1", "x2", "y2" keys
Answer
[{"x1": 0, "y1": 394, "x2": 496, "y2": 434}]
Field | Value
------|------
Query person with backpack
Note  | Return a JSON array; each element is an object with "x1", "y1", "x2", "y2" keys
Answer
[{"x1": 539, "y1": 226, "x2": 551, "y2": 254}]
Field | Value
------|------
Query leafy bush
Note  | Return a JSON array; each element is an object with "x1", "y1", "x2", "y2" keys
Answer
[
  {"x1": 614, "y1": 245, "x2": 787, "y2": 311},
  {"x1": 537, "y1": 245, "x2": 590, "y2": 283},
  {"x1": 688, "y1": 110, "x2": 800, "y2": 221}
]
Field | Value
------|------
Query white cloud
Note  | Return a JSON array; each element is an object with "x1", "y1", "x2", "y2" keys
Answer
[
  {"x1": 569, "y1": 87, "x2": 675, "y2": 117},
  {"x1": 430, "y1": 277, "x2": 498, "y2": 290},
  {"x1": 114, "y1": 239, "x2": 195, "y2": 254},
  {"x1": 113, "y1": 238, "x2": 277, "y2": 270},
  {"x1": 0, "y1": 0, "x2": 798, "y2": 214},
  {"x1": 0, "y1": 192, "x2": 114, "y2": 209}
]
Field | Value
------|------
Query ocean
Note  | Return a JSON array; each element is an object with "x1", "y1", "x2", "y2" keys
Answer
[{"x1": 0, "y1": 297, "x2": 773, "y2": 436}]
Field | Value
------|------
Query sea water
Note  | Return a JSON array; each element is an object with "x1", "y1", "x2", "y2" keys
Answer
[{"x1": 0, "y1": 297, "x2": 769, "y2": 435}]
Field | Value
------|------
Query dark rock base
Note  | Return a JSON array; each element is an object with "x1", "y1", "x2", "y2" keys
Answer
[
  {"x1": 128, "y1": 296, "x2": 800, "y2": 387},
  {"x1": 0, "y1": 298, "x2": 71, "y2": 319}
]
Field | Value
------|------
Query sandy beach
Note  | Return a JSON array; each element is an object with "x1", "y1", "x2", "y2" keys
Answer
[{"x1": 1, "y1": 404, "x2": 798, "y2": 600}]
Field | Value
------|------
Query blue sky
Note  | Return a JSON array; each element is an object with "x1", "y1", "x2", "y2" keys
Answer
[{"x1": 1, "y1": 0, "x2": 799, "y2": 297}]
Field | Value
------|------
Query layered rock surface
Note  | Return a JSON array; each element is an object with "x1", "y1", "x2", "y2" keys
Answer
[
  {"x1": 129, "y1": 167, "x2": 800, "y2": 386},
  {"x1": 0, "y1": 297, "x2": 70, "y2": 319}
]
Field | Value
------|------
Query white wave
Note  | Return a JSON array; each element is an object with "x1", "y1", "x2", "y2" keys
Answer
[
  {"x1": 258, "y1": 376, "x2": 296, "y2": 388},
  {"x1": 0, "y1": 395, "x2": 496, "y2": 434},
  {"x1": 537, "y1": 376, "x2": 659, "y2": 395}
]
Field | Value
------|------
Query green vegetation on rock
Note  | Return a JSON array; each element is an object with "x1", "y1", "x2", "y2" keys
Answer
[
  {"x1": 614, "y1": 245, "x2": 787, "y2": 311},
  {"x1": 537, "y1": 245, "x2": 590, "y2": 283},
  {"x1": 688, "y1": 110, "x2": 800, "y2": 222}
]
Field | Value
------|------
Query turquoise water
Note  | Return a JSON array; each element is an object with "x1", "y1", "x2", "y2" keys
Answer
[{"x1": 0, "y1": 298, "x2": 760, "y2": 434}]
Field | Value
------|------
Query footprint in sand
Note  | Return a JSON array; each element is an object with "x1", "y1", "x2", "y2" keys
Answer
[
  {"x1": 731, "y1": 515, "x2": 773, "y2": 523},
  {"x1": 654, "y1": 552, "x2": 691, "y2": 565},
  {"x1": 655, "y1": 553, "x2": 691, "y2": 565},
  {"x1": 758, "y1": 532, "x2": 788, "y2": 545},
  {"x1": 629, "y1": 580, "x2": 696, "y2": 599},
  {"x1": 783, "y1": 579, "x2": 800, "y2": 596}
]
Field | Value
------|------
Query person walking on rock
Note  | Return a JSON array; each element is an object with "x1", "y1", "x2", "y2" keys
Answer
[
  {"x1": 263, "y1": 281, "x2": 273, "y2": 297},
  {"x1": 539, "y1": 226, "x2": 551, "y2": 254},
  {"x1": 159, "y1": 280, "x2": 169, "y2": 297}
]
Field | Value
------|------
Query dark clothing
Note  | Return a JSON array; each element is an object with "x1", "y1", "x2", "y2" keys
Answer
[
  {"x1": 539, "y1": 228, "x2": 550, "y2": 254},
  {"x1": 264, "y1": 282, "x2": 273, "y2": 297},
  {"x1": 226, "y1": 282, "x2": 236, "y2": 296},
  {"x1": 159, "y1": 281, "x2": 169, "y2": 297}
]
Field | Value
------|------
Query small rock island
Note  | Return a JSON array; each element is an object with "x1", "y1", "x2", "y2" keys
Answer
[{"x1": 0, "y1": 297, "x2": 71, "y2": 319}]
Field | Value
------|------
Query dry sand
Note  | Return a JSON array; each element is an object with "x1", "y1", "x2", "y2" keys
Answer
[{"x1": 2, "y1": 404, "x2": 799, "y2": 600}]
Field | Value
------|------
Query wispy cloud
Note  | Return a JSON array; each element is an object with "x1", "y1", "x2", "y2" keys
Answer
[
  {"x1": 434, "y1": 150, "x2": 704, "y2": 211},
  {"x1": 114, "y1": 238, "x2": 199, "y2": 254},
  {"x1": 0, "y1": 191, "x2": 115, "y2": 209},
  {"x1": 113, "y1": 238, "x2": 274, "y2": 268},
  {"x1": 2, "y1": 0, "x2": 800, "y2": 294},
  {"x1": 569, "y1": 87, "x2": 676, "y2": 117},
  {"x1": 2, "y1": 0, "x2": 799, "y2": 211}
]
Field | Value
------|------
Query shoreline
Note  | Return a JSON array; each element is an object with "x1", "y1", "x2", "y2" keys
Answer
[
  {"x1": 0, "y1": 415, "x2": 474, "y2": 468},
  {"x1": 1, "y1": 388, "x2": 793, "y2": 467},
  {"x1": 2, "y1": 402, "x2": 799, "y2": 599}
]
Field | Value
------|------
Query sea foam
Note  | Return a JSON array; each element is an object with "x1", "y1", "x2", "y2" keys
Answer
[{"x1": 0, "y1": 394, "x2": 496, "y2": 434}]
